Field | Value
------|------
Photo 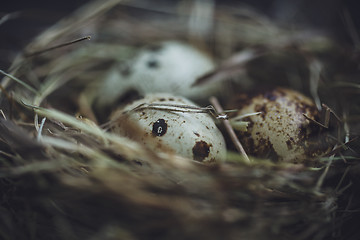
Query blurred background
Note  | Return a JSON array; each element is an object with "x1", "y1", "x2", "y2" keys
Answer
[{"x1": 0, "y1": 0, "x2": 358, "y2": 70}]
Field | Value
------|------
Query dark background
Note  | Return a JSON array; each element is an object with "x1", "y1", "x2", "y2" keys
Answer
[
  {"x1": 0, "y1": 0, "x2": 89, "y2": 69},
  {"x1": 0, "y1": 0, "x2": 359, "y2": 69}
]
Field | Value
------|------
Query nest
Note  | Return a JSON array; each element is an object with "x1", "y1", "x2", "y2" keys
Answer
[{"x1": 1, "y1": 1, "x2": 360, "y2": 239}]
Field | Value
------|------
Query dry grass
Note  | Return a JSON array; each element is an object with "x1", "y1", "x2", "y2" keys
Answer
[{"x1": 1, "y1": 0, "x2": 360, "y2": 239}]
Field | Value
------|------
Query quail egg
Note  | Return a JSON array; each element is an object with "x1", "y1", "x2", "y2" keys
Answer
[
  {"x1": 93, "y1": 41, "x2": 218, "y2": 110},
  {"x1": 110, "y1": 93, "x2": 226, "y2": 164},
  {"x1": 228, "y1": 88, "x2": 330, "y2": 163}
]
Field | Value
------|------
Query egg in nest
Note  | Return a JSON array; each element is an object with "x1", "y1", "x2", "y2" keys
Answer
[
  {"x1": 92, "y1": 41, "x2": 217, "y2": 111},
  {"x1": 110, "y1": 93, "x2": 226, "y2": 165},
  {"x1": 228, "y1": 88, "x2": 331, "y2": 163}
]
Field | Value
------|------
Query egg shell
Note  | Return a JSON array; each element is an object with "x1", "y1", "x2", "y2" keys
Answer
[
  {"x1": 95, "y1": 41, "x2": 218, "y2": 109},
  {"x1": 228, "y1": 88, "x2": 330, "y2": 163},
  {"x1": 110, "y1": 93, "x2": 226, "y2": 164}
]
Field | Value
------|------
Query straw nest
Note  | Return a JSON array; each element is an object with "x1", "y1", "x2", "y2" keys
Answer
[{"x1": 1, "y1": 1, "x2": 359, "y2": 239}]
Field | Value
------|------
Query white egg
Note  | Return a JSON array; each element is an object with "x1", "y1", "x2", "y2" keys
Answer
[
  {"x1": 94, "y1": 41, "x2": 217, "y2": 110},
  {"x1": 110, "y1": 93, "x2": 226, "y2": 164}
]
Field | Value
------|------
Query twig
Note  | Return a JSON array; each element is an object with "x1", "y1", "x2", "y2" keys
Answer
[
  {"x1": 335, "y1": 166, "x2": 351, "y2": 193},
  {"x1": 0, "y1": 109, "x2": 6, "y2": 120},
  {"x1": 342, "y1": 7, "x2": 360, "y2": 50},
  {"x1": 315, "y1": 152, "x2": 334, "y2": 192},
  {"x1": 303, "y1": 103, "x2": 342, "y2": 129},
  {"x1": 0, "y1": 70, "x2": 38, "y2": 94},
  {"x1": 24, "y1": 36, "x2": 91, "y2": 57},
  {"x1": 130, "y1": 103, "x2": 228, "y2": 119},
  {"x1": 209, "y1": 96, "x2": 250, "y2": 163},
  {"x1": 37, "y1": 117, "x2": 47, "y2": 142},
  {"x1": 0, "y1": 12, "x2": 19, "y2": 26},
  {"x1": 308, "y1": 58, "x2": 322, "y2": 110}
]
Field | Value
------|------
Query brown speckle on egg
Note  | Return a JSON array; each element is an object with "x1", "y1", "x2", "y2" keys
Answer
[
  {"x1": 192, "y1": 141, "x2": 211, "y2": 162},
  {"x1": 194, "y1": 132, "x2": 200, "y2": 137}
]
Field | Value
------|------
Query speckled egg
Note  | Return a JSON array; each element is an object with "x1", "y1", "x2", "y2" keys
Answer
[
  {"x1": 93, "y1": 41, "x2": 217, "y2": 110},
  {"x1": 228, "y1": 88, "x2": 330, "y2": 163},
  {"x1": 110, "y1": 93, "x2": 226, "y2": 164}
]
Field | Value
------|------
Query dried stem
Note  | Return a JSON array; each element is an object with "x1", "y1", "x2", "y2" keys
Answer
[
  {"x1": 0, "y1": 70, "x2": 38, "y2": 94},
  {"x1": 209, "y1": 96, "x2": 250, "y2": 163},
  {"x1": 24, "y1": 36, "x2": 91, "y2": 57},
  {"x1": 129, "y1": 103, "x2": 227, "y2": 119}
]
